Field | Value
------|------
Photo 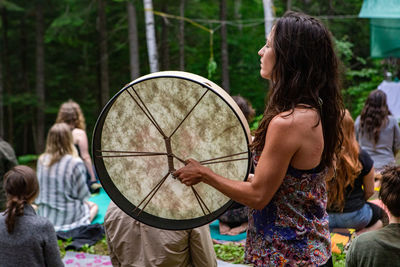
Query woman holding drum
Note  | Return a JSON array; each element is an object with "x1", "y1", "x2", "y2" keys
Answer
[{"x1": 175, "y1": 11, "x2": 344, "y2": 266}]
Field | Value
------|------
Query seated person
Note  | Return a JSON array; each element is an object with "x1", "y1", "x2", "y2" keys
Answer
[
  {"x1": 56, "y1": 100, "x2": 101, "y2": 193},
  {"x1": 218, "y1": 95, "x2": 255, "y2": 235},
  {"x1": 327, "y1": 110, "x2": 385, "y2": 233},
  {"x1": 104, "y1": 201, "x2": 217, "y2": 267},
  {"x1": 35, "y1": 123, "x2": 98, "y2": 231},
  {"x1": 0, "y1": 166, "x2": 63, "y2": 266},
  {"x1": 0, "y1": 136, "x2": 18, "y2": 211},
  {"x1": 346, "y1": 165, "x2": 400, "y2": 267}
]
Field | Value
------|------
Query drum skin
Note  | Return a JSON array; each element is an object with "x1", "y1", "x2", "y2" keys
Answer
[{"x1": 93, "y1": 71, "x2": 252, "y2": 230}]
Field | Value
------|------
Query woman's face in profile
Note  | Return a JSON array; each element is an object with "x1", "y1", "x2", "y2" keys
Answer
[{"x1": 258, "y1": 30, "x2": 276, "y2": 80}]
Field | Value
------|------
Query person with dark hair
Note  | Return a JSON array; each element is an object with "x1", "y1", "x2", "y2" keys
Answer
[
  {"x1": 175, "y1": 11, "x2": 344, "y2": 265},
  {"x1": 231, "y1": 95, "x2": 256, "y2": 124},
  {"x1": 36, "y1": 123, "x2": 98, "y2": 231},
  {"x1": 346, "y1": 165, "x2": 400, "y2": 267},
  {"x1": 355, "y1": 89, "x2": 400, "y2": 172},
  {"x1": 0, "y1": 137, "x2": 18, "y2": 211},
  {"x1": 327, "y1": 110, "x2": 385, "y2": 232},
  {"x1": 0, "y1": 165, "x2": 63, "y2": 266}
]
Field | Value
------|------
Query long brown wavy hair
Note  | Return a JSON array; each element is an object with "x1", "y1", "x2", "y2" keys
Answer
[
  {"x1": 359, "y1": 90, "x2": 390, "y2": 145},
  {"x1": 327, "y1": 110, "x2": 362, "y2": 211},
  {"x1": 56, "y1": 100, "x2": 86, "y2": 130},
  {"x1": 3, "y1": 165, "x2": 39, "y2": 233},
  {"x1": 41, "y1": 123, "x2": 77, "y2": 166},
  {"x1": 251, "y1": 11, "x2": 344, "y2": 169}
]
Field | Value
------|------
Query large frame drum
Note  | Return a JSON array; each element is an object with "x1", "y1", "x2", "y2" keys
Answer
[{"x1": 93, "y1": 71, "x2": 251, "y2": 230}]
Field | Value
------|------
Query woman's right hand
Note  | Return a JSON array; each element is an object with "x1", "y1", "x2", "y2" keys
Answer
[{"x1": 174, "y1": 159, "x2": 210, "y2": 186}]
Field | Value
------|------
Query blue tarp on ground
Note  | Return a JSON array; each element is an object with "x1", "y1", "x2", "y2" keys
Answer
[
  {"x1": 90, "y1": 188, "x2": 247, "y2": 241},
  {"x1": 89, "y1": 188, "x2": 111, "y2": 225}
]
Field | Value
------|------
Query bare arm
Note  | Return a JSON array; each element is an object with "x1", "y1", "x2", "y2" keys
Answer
[
  {"x1": 175, "y1": 116, "x2": 301, "y2": 210},
  {"x1": 73, "y1": 129, "x2": 96, "y2": 181},
  {"x1": 363, "y1": 167, "x2": 375, "y2": 200}
]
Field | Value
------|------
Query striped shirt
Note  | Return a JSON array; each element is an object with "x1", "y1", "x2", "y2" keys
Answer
[{"x1": 36, "y1": 154, "x2": 91, "y2": 231}]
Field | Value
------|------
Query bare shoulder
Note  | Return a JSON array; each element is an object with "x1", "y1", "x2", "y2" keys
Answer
[
  {"x1": 72, "y1": 128, "x2": 86, "y2": 137},
  {"x1": 272, "y1": 108, "x2": 319, "y2": 131}
]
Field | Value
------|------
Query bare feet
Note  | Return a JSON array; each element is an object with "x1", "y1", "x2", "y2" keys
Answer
[
  {"x1": 219, "y1": 222, "x2": 231, "y2": 235},
  {"x1": 226, "y1": 222, "x2": 248, "y2": 235}
]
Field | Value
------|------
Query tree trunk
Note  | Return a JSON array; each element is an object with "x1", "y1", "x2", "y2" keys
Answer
[
  {"x1": 160, "y1": 2, "x2": 170, "y2": 70},
  {"x1": 220, "y1": 0, "x2": 230, "y2": 93},
  {"x1": 35, "y1": 5, "x2": 45, "y2": 153},
  {"x1": 98, "y1": 0, "x2": 110, "y2": 108},
  {"x1": 262, "y1": 0, "x2": 274, "y2": 39},
  {"x1": 127, "y1": 0, "x2": 140, "y2": 80},
  {"x1": 143, "y1": 0, "x2": 159, "y2": 73},
  {"x1": 234, "y1": 0, "x2": 242, "y2": 32},
  {"x1": 286, "y1": 0, "x2": 292, "y2": 11},
  {"x1": 179, "y1": 0, "x2": 185, "y2": 70},
  {"x1": 20, "y1": 17, "x2": 30, "y2": 154},
  {"x1": 1, "y1": 8, "x2": 12, "y2": 142}
]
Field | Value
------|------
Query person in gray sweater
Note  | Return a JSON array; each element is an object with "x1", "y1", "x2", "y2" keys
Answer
[
  {"x1": 355, "y1": 89, "x2": 400, "y2": 171},
  {"x1": 0, "y1": 165, "x2": 63, "y2": 267}
]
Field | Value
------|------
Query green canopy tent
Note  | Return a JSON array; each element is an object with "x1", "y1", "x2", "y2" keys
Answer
[{"x1": 359, "y1": 0, "x2": 400, "y2": 58}]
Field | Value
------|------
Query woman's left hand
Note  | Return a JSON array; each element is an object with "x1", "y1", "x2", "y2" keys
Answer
[{"x1": 173, "y1": 159, "x2": 208, "y2": 186}]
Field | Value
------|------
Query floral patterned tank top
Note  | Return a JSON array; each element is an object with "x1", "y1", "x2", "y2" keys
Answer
[{"x1": 244, "y1": 152, "x2": 331, "y2": 266}]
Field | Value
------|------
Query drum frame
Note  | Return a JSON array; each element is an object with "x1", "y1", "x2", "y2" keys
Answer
[{"x1": 92, "y1": 71, "x2": 252, "y2": 230}]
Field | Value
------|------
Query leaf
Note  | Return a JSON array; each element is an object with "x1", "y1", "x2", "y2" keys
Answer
[
  {"x1": 0, "y1": 0, "x2": 24, "y2": 11},
  {"x1": 207, "y1": 58, "x2": 217, "y2": 79}
]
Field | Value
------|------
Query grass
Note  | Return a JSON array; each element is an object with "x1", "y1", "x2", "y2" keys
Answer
[
  {"x1": 58, "y1": 237, "x2": 348, "y2": 266},
  {"x1": 214, "y1": 243, "x2": 245, "y2": 264}
]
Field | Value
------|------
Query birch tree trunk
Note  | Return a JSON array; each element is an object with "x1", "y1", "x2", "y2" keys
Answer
[
  {"x1": 143, "y1": 0, "x2": 159, "y2": 73},
  {"x1": 98, "y1": 0, "x2": 110, "y2": 107},
  {"x1": 179, "y1": 0, "x2": 185, "y2": 71},
  {"x1": 262, "y1": 0, "x2": 274, "y2": 39},
  {"x1": 127, "y1": 0, "x2": 140, "y2": 80},
  {"x1": 220, "y1": 0, "x2": 230, "y2": 93},
  {"x1": 35, "y1": 5, "x2": 45, "y2": 153}
]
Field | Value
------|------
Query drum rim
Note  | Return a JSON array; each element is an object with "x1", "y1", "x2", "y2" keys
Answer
[{"x1": 92, "y1": 72, "x2": 251, "y2": 230}]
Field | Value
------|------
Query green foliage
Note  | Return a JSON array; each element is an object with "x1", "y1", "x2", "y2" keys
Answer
[
  {"x1": 0, "y1": 0, "x2": 24, "y2": 11},
  {"x1": 1, "y1": 0, "x2": 387, "y2": 156},
  {"x1": 334, "y1": 36, "x2": 383, "y2": 118},
  {"x1": 250, "y1": 114, "x2": 263, "y2": 132},
  {"x1": 332, "y1": 243, "x2": 346, "y2": 267},
  {"x1": 207, "y1": 58, "x2": 217, "y2": 79},
  {"x1": 58, "y1": 237, "x2": 73, "y2": 258},
  {"x1": 214, "y1": 243, "x2": 245, "y2": 264},
  {"x1": 81, "y1": 244, "x2": 95, "y2": 254},
  {"x1": 17, "y1": 154, "x2": 38, "y2": 165},
  {"x1": 335, "y1": 37, "x2": 354, "y2": 64}
]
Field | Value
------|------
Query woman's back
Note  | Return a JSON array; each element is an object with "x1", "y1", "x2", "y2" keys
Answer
[
  {"x1": 0, "y1": 204, "x2": 63, "y2": 267},
  {"x1": 245, "y1": 108, "x2": 330, "y2": 265},
  {"x1": 355, "y1": 115, "x2": 400, "y2": 169},
  {"x1": 36, "y1": 154, "x2": 91, "y2": 231}
]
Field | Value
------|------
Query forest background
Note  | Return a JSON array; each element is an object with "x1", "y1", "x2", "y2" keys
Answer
[{"x1": 0, "y1": 0, "x2": 397, "y2": 157}]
